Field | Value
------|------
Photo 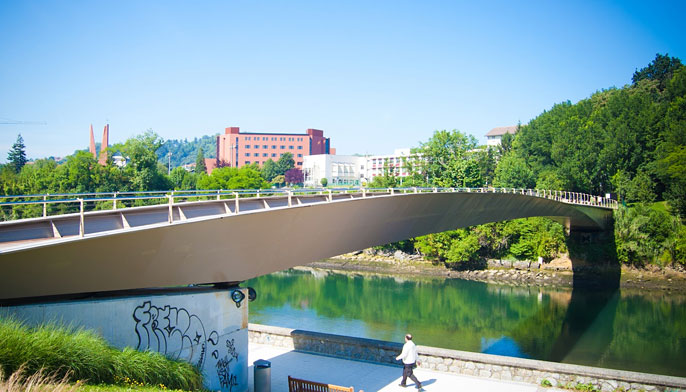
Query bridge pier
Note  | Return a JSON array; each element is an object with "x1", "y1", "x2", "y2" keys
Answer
[{"x1": 0, "y1": 286, "x2": 251, "y2": 392}]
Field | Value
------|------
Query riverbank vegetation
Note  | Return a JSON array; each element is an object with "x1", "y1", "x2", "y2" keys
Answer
[{"x1": 0, "y1": 317, "x2": 203, "y2": 391}]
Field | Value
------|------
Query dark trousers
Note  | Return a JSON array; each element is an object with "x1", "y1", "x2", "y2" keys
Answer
[{"x1": 401, "y1": 363, "x2": 421, "y2": 386}]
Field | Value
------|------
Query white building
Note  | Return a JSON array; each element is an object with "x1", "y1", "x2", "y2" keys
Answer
[
  {"x1": 485, "y1": 126, "x2": 518, "y2": 147},
  {"x1": 303, "y1": 148, "x2": 424, "y2": 187},
  {"x1": 303, "y1": 154, "x2": 366, "y2": 187}
]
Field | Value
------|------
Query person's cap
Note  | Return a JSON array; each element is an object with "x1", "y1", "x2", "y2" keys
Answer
[{"x1": 405, "y1": 334, "x2": 413, "y2": 340}]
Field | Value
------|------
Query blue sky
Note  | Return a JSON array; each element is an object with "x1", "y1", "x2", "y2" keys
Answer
[{"x1": 1, "y1": 0, "x2": 684, "y2": 161}]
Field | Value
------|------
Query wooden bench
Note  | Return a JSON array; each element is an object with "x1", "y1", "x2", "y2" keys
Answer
[{"x1": 288, "y1": 375, "x2": 354, "y2": 392}]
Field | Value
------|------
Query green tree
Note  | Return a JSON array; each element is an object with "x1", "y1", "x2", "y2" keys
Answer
[
  {"x1": 197, "y1": 166, "x2": 268, "y2": 190},
  {"x1": 632, "y1": 53, "x2": 683, "y2": 90},
  {"x1": 275, "y1": 153, "x2": 295, "y2": 176},
  {"x1": 7, "y1": 134, "x2": 27, "y2": 173},
  {"x1": 262, "y1": 159, "x2": 278, "y2": 182},
  {"x1": 169, "y1": 166, "x2": 198, "y2": 190},
  {"x1": 271, "y1": 175, "x2": 285, "y2": 187},
  {"x1": 195, "y1": 148, "x2": 207, "y2": 174},
  {"x1": 320, "y1": 177, "x2": 328, "y2": 187},
  {"x1": 493, "y1": 152, "x2": 535, "y2": 188},
  {"x1": 117, "y1": 130, "x2": 171, "y2": 191},
  {"x1": 419, "y1": 130, "x2": 481, "y2": 187}
]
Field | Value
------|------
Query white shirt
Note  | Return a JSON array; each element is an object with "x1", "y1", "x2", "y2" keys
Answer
[{"x1": 396, "y1": 340, "x2": 418, "y2": 364}]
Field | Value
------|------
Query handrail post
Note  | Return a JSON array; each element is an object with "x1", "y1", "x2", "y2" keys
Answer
[
  {"x1": 78, "y1": 198, "x2": 84, "y2": 237},
  {"x1": 288, "y1": 190, "x2": 292, "y2": 207},
  {"x1": 217, "y1": 189, "x2": 222, "y2": 200},
  {"x1": 328, "y1": 189, "x2": 333, "y2": 202},
  {"x1": 234, "y1": 192, "x2": 240, "y2": 213},
  {"x1": 257, "y1": 190, "x2": 261, "y2": 198},
  {"x1": 113, "y1": 192, "x2": 118, "y2": 210},
  {"x1": 433, "y1": 187, "x2": 437, "y2": 193},
  {"x1": 389, "y1": 188, "x2": 395, "y2": 195},
  {"x1": 413, "y1": 187, "x2": 418, "y2": 194},
  {"x1": 167, "y1": 195, "x2": 173, "y2": 224},
  {"x1": 362, "y1": 188, "x2": 367, "y2": 198},
  {"x1": 43, "y1": 194, "x2": 47, "y2": 217}
]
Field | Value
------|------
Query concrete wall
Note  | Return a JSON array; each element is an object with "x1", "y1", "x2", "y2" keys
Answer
[
  {"x1": 1, "y1": 288, "x2": 251, "y2": 392},
  {"x1": 249, "y1": 323, "x2": 686, "y2": 392}
]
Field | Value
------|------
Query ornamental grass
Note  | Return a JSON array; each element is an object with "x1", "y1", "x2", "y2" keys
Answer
[{"x1": 0, "y1": 317, "x2": 203, "y2": 391}]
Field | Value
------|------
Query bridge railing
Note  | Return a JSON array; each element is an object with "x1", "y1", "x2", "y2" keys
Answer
[{"x1": 0, "y1": 187, "x2": 617, "y2": 224}]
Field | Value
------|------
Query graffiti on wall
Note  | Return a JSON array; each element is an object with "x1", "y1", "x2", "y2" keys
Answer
[{"x1": 132, "y1": 300, "x2": 241, "y2": 390}]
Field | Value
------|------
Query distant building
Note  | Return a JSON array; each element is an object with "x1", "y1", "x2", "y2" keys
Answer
[
  {"x1": 213, "y1": 127, "x2": 331, "y2": 173},
  {"x1": 303, "y1": 148, "x2": 424, "y2": 187},
  {"x1": 485, "y1": 125, "x2": 517, "y2": 147},
  {"x1": 112, "y1": 153, "x2": 127, "y2": 168},
  {"x1": 303, "y1": 155, "x2": 365, "y2": 187}
]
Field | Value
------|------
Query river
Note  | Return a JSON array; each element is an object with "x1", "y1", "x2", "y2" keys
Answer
[{"x1": 245, "y1": 268, "x2": 686, "y2": 378}]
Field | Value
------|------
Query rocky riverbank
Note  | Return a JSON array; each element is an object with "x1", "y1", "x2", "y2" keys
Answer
[{"x1": 307, "y1": 249, "x2": 686, "y2": 292}]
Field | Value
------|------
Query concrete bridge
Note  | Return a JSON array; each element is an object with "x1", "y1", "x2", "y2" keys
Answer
[{"x1": 0, "y1": 187, "x2": 615, "y2": 301}]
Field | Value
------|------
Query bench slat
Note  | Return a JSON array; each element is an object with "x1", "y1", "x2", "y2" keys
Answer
[{"x1": 288, "y1": 376, "x2": 354, "y2": 392}]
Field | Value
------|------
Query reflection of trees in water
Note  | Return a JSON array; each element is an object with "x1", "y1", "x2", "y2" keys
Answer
[
  {"x1": 247, "y1": 270, "x2": 562, "y2": 353},
  {"x1": 246, "y1": 269, "x2": 686, "y2": 377}
]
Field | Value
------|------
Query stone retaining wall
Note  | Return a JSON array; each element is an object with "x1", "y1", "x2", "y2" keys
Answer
[{"x1": 249, "y1": 323, "x2": 686, "y2": 392}]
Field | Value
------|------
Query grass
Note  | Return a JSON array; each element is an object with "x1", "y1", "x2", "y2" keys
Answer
[{"x1": 0, "y1": 317, "x2": 203, "y2": 391}]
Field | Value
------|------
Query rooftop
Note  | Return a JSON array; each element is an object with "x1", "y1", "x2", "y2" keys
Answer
[{"x1": 485, "y1": 125, "x2": 518, "y2": 137}]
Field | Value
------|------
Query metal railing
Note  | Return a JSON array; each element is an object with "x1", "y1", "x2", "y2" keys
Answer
[{"x1": 0, "y1": 187, "x2": 618, "y2": 236}]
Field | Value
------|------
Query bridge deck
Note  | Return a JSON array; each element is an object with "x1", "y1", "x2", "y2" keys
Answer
[{"x1": 0, "y1": 188, "x2": 615, "y2": 300}]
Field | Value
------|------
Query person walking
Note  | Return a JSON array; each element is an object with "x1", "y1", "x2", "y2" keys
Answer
[{"x1": 396, "y1": 334, "x2": 422, "y2": 389}]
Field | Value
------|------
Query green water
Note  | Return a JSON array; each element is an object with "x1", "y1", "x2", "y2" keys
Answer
[{"x1": 245, "y1": 269, "x2": 686, "y2": 377}]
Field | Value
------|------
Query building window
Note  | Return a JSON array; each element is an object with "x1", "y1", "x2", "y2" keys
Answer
[
  {"x1": 280, "y1": 146, "x2": 285, "y2": 149},
  {"x1": 297, "y1": 154, "x2": 302, "y2": 157},
  {"x1": 245, "y1": 153, "x2": 250, "y2": 157},
  {"x1": 289, "y1": 146, "x2": 294, "y2": 150},
  {"x1": 271, "y1": 153, "x2": 276, "y2": 157},
  {"x1": 263, "y1": 137, "x2": 268, "y2": 141},
  {"x1": 246, "y1": 137, "x2": 251, "y2": 141},
  {"x1": 280, "y1": 137, "x2": 285, "y2": 141},
  {"x1": 297, "y1": 146, "x2": 303, "y2": 150},
  {"x1": 246, "y1": 145, "x2": 250, "y2": 149},
  {"x1": 254, "y1": 145, "x2": 259, "y2": 149},
  {"x1": 245, "y1": 161, "x2": 250, "y2": 164},
  {"x1": 263, "y1": 145, "x2": 268, "y2": 149},
  {"x1": 271, "y1": 137, "x2": 276, "y2": 141},
  {"x1": 297, "y1": 161, "x2": 302, "y2": 165},
  {"x1": 254, "y1": 153, "x2": 259, "y2": 157},
  {"x1": 262, "y1": 153, "x2": 268, "y2": 157}
]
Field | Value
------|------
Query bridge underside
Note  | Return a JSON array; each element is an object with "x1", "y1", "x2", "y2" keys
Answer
[{"x1": 0, "y1": 192, "x2": 612, "y2": 300}]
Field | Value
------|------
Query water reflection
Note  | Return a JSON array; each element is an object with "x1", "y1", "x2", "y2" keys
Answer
[{"x1": 245, "y1": 269, "x2": 686, "y2": 377}]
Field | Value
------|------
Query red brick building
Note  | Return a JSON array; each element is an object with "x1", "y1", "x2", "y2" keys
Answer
[{"x1": 211, "y1": 127, "x2": 332, "y2": 172}]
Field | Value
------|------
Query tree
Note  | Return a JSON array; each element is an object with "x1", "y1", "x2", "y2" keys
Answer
[
  {"x1": 285, "y1": 168, "x2": 304, "y2": 186},
  {"x1": 275, "y1": 153, "x2": 295, "y2": 176},
  {"x1": 493, "y1": 152, "x2": 535, "y2": 188},
  {"x1": 262, "y1": 159, "x2": 278, "y2": 182},
  {"x1": 196, "y1": 166, "x2": 268, "y2": 190},
  {"x1": 320, "y1": 177, "x2": 328, "y2": 187},
  {"x1": 7, "y1": 134, "x2": 27, "y2": 173},
  {"x1": 632, "y1": 53, "x2": 683, "y2": 90},
  {"x1": 271, "y1": 175, "x2": 285, "y2": 187},
  {"x1": 118, "y1": 130, "x2": 171, "y2": 191},
  {"x1": 419, "y1": 130, "x2": 481, "y2": 187},
  {"x1": 196, "y1": 148, "x2": 207, "y2": 174},
  {"x1": 170, "y1": 166, "x2": 198, "y2": 190}
]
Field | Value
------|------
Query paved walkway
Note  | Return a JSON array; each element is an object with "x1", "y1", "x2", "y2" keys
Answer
[{"x1": 248, "y1": 343, "x2": 548, "y2": 392}]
